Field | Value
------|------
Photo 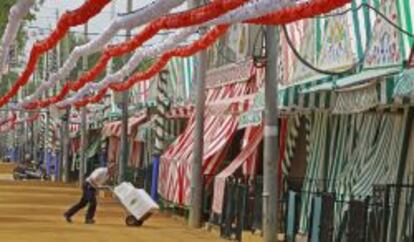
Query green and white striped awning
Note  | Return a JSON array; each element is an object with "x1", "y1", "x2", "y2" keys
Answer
[
  {"x1": 239, "y1": 74, "x2": 332, "y2": 128},
  {"x1": 136, "y1": 98, "x2": 172, "y2": 110},
  {"x1": 303, "y1": 67, "x2": 401, "y2": 93},
  {"x1": 85, "y1": 138, "x2": 102, "y2": 159},
  {"x1": 135, "y1": 120, "x2": 154, "y2": 142},
  {"x1": 394, "y1": 68, "x2": 414, "y2": 99},
  {"x1": 302, "y1": 67, "x2": 402, "y2": 114}
]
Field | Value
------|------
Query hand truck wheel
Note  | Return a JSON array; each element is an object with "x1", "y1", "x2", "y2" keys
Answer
[{"x1": 125, "y1": 215, "x2": 143, "y2": 227}]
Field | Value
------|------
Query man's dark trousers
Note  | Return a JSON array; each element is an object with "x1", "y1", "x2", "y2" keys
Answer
[{"x1": 65, "y1": 182, "x2": 97, "y2": 220}]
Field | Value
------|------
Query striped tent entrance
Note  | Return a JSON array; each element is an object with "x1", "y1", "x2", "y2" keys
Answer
[
  {"x1": 102, "y1": 114, "x2": 147, "y2": 167},
  {"x1": 159, "y1": 80, "x2": 255, "y2": 206},
  {"x1": 211, "y1": 125, "x2": 263, "y2": 214},
  {"x1": 394, "y1": 68, "x2": 414, "y2": 102}
]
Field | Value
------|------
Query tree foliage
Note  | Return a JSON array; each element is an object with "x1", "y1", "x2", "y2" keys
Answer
[
  {"x1": 0, "y1": 0, "x2": 38, "y2": 52},
  {"x1": 0, "y1": 0, "x2": 38, "y2": 99}
]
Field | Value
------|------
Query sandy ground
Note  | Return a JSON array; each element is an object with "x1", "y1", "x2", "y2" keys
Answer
[{"x1": 0, "y1": 163, "x2": 231, "y2": 242}]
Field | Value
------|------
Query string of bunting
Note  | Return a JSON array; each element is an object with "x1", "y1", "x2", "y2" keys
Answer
[
  {"x1": 38, "y1": 0, "x2": 250, "y2": 103},
  {"x1": 245, "y1": 0, "x2": 350, "y2": 24},
  {"x1": 72, "y1": 25, "x2": 230, "y2": 108},
  {"x1": 20, "y1": 0, "x2": 251, "y2": 109},
  {"x1": 18, "y1": 0, "x2": 293, "y2": 108},
  {"x1": 55, "y1": 28, "x2": 197, "y2": 108},
  {"x1": 59, "y1": 0, "x2": 350, "y2": 109},
  {"x1": 11, "y1": 0, "x2": 350, "y2": 110}
]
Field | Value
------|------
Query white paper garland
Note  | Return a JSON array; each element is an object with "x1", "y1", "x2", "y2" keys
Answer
[
  {"x1": 55, "y1": 0, "x2": 297, "y2": 107},
  {"x1": 56, "y1": 27, "x2": 197, "y2": 108},
  {"x1": 19, "y1": 0, "x2": 299, "y2": 108}
]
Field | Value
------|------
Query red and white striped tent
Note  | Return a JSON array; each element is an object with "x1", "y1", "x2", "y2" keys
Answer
[
  {"x1": 69, "y1": 123, "x2": 80, "y2": 137},
  {"x1": 102, "y1": 113, "x2": 147, "y2": 167},
  {"x1": 206, "y1": 93, "x2": 255, "y2": 116},
  {"x1": 69, "y1": 124, "x2": 81, "y2": 155},
  {"x1": 166, "y1": 94, "x2": 254, "y2": 119},
  {"x1": 159, "y1": 78, "x2": 257, "y2": 205},
  {"x1": 166, "y1": 60, "x2": 260, "y2": 120},
  {"x1": 102, "y1": 114, "x2": 147, "y2": 137},
  {"x1": 166, "y1": 105, "x2": 194, "y2": 119},
  {"x1": 211, "y1": 125, "x2": 263, "y2": 214}
]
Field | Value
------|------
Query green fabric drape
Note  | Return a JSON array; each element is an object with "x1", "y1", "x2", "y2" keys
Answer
[{"x1": 299, "y1": 111, "x2": 407, "y2": 234}]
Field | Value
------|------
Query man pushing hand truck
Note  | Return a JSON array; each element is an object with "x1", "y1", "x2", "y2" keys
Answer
[
  {"x1": 63, "y1": 162, "x2": 159, "y2": 226},
  {"x1": 63, "y1": 162, "x2": 116, "y2": 224}
]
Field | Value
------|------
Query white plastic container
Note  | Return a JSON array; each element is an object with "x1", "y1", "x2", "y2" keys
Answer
[{"x1": 113, "y1": 182, "x2": 159, "y2": 226}]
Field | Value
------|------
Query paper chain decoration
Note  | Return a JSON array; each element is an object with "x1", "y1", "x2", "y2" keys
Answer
[{"x1": 4, "y1": 0, "x2": 350, "y2": 110}]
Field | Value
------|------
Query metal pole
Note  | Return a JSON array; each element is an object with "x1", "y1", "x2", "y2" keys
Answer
[
  {"x1": 79, "y1": 107, "x2": 87, "y2": 184},
  {"x1": 79, "y1": 23, "x2": 88, "y2": 185},
  {"x1": 55, "y1": 9, "x2": 61, "y2": 92},
  {"x1": 52, "y1": 9, "x2": 62, "y2": 182},
  {"x1": 61, "y1": 22, "x2": 70, "y2": 183},
  {"x1": 263, "y1": 25, "x2": 280, "y2": 242},
  {"x1": 24, "y1": 114, "x2": 29, "y2": 159},
  {"x1": 43, "y1": 50, "x2": 50, "y2": 173},
  {"x1": 62, "y1": 107, "x2": 70, "y2": 183},
  {"x1": 13, "y1": 122, "x2": 17, "y2": 161},
  {"x1": 30, "y1": 119, "x2": 34, "y2": 159},
  {"x1": 189, "y1": 0, "x2": 207, "y2": 228},
  {"x1": 118, "y1": 0, "x2": 133, "y2": 183},
  {"x1": 33, "y1": 119, "x2": 38, "y2": 163},
  {"x1": 43, "y1": 110, "x2": 49, "y2": 174}
]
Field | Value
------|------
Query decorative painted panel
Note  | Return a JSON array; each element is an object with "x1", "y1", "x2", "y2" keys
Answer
[
  {"x1": 290, "y1": 20, "x2": 318, "y2": 83},
  {"x1": 363, "y1": 0, "x2": 402, "y2": 68},
  {"x1": 318, "y1": 7, "x2": 356, "y2": 71}
]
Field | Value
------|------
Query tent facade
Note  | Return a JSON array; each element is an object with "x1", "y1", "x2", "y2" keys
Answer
[{"x1": 159, "y1": 76, "x2": 257, "y2": 205}]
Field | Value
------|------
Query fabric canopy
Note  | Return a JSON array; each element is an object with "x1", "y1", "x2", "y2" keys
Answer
[
  {"x1": 206, "y1": 93, "x2": 255, "y2": 116},
  {"x1": 102, "y1": 120, "x2": 122, "y2": 137},
  {"x1": 135, "y1": 120, "x2": 154, "y2": 142},
  {"x1": 86, "y1": 137, "x2": 102, "y2": 159},
  {"x1": 332, "y1": 82, "x2": 379, "y2": 114},
  {"x1": 166, "y1": 105, "x2": 194, "y2": 119},
  {"x1": 102, "y1": 113, "x2": 146, "y2": 137},
  {"x1": 394, "y1": 68, "x2": 414, "y2": 98},
  {"x1": 298, "y1": 111, "x2": 407, "y2": 232},
  {"x1": 211, "y1": 125, "x2": 263, "y2": 214},
  {"x1": 159, "y1": 80, "x2": 255, "y2": 206},
  {"x1": 238, "y1": 74, "x2": 332, "y2": 128},
  {"x1": 167, "y1": 93, "x2": 255, "y2": 118},
  {"x1": 69, "y1": 124, "x2": 80, "y2": 138},
  {"x1": 104, "y1": 113, "x2": 147, "y2": 167},
  {"x1": 303, "y1": 67, "x2": 400, "y2": 93}
]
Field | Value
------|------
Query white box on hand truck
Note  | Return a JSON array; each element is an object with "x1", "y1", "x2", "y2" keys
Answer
[{"x1": 113, "y1": 182, "x2": 159, "y2": 226}]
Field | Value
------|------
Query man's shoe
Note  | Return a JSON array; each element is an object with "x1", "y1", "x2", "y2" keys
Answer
[
  {"x1": 63, "y1": 213, "x2": 72, "y2": 223},
  {"x1": 85, "y1": 219, "x2": 95, "y2": 224}
]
